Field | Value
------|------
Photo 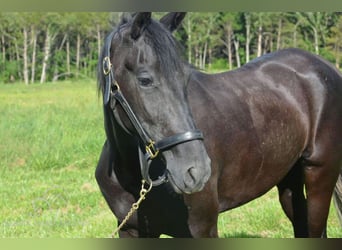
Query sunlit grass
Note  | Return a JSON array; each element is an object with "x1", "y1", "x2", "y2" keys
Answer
[
  {"x1": 218, "y1": 188, "x2": 341, "y2": 238},
  {"x1": 0, "y1": 81, "x2": 115, "y2": 238}
]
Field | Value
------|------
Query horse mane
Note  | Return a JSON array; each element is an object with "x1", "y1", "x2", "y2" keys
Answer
[{"x1": 97, "y1": 13, "x2": 187, "y2": 96}]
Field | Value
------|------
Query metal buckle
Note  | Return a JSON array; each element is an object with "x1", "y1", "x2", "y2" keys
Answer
[
  {"x1": 112, "y1": 82, "x2": 120, "y2": 92},
  {"x1": 145, "y1": 140, "x2": 159, "y2": 159},
  {"x1": 103, "y1": 56, "x2": 112, "y2": 75}
]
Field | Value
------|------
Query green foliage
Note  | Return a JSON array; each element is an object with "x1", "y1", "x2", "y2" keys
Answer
[
  {"x1": 0, "y1": 60, "x2": 18, "y2": 82},
  {"x1": 1, "y1": 12, "x2": 342, "y2": 83},
  {"x1": 211, "y1": 58, "x2": 228, "y2": 71}
]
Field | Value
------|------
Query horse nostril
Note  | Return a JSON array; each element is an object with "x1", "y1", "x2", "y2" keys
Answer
[
  {"x1": 188, "y1": 166, "x2": 197, "y2": 179},
  {"x1": 184, "y1": 166, "x2": 198, "y2": 187}
]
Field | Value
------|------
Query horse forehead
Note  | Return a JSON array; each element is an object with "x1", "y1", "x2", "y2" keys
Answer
[
  {"x1": 136, "y1": 42, "x2": 155, "y2": 64},
  {"x1": 114, "y1": 36, "x2": 156, "y2": 67}
]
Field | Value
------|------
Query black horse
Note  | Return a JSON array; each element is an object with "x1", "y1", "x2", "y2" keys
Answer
[{"x1": 95, "y1": 12, "x2": 342, "y2": 237}]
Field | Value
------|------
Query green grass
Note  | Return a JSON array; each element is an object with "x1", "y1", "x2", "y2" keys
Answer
[
  {"x1": 218, "y1": 188, "x2": 342, "y2": 238},
  {"x1": 0, "y1": 81, "x2": 115, "y2": 237},
  {"x1": 0, "y1": 81, "x2": 341, "y2": 238}
]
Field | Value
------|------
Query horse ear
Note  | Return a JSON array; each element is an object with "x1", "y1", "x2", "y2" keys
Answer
[
  {"x1": 160, "y1": 12, "x2": 186, "y2": 32},
  {"x1": 130, "y1": 12, "x2": 152, "y2": 40}
]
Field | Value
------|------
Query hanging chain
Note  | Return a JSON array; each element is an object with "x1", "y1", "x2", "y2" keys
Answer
[{"x1": 111, "y1": 180, "x2": 153, "y2": 237}]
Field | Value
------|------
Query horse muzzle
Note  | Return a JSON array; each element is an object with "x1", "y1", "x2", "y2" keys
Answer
[
  {"x1": 139, "y1": 139, "x2": 212, "y2": 194},
  {"x1": 165, "y1": 151, "x2": 211, "y2": 194}
]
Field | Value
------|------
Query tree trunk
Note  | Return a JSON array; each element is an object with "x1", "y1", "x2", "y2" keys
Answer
[
  {"x1": 202, "y1": 41, "x2": 207, "y2": 69},
  {"x1": 23, "y1": 27, "x2": 29, "y2": 85},
  {"x1": 40, "y1": 28, "x2": 52, "y2": 83},
  {"x1": 30, "y1": 26, "x2": 37, "y2": 83},
  {"x1": 76, "y1": 33, "x2": 81, "y2": 78},
  {"x1": 233, "y1": 38, "x2": 241, "y2": 68},
  {"x1": 208, "y1": 47, "x2": 212, "y2": 70},
  {"x1": 257, "y1": 25, "x2": 263, "y2": 57},
  {"x1": 276, "y1": 18, "x2": 282, "y2": 50},
  {"x1": 245, "y1": 13, "x2": 251, "y2": 63},
  {"x1": 187, "y1": 17, "x2": 192, "y2": 64},
  {"x1": 313, "y1": 27, "x2": 319, "y2": 55},
  {"x1": 1, "y1": 35, "x2": 5, "y2": 67},
  {"x1": 97, "y1": 24, "x2": 101, "y2": 58},
  {"x1": 293, "y1": 22, "x2": 300, "y2": 48},
  {"x1": 195, "y1": 45, "x2": 199, "y2": 68},
  {"x1": 226, "y1": 23, "x2": 233, "y2": 70},
  {"x1": 52, "y1": 34, "x2": 67, "y2": 81},
  {"x1": 335, "y1": 43, "x2": 340, "y2": 69},
  {"x1": 14, "y1": 40, "x2": 22, "y2": 81},
  {"x1": 66, "y1": 38, "x2": 70, "y2": 75},
  {"x1": 198, "y1": 45, "x2": 203, "y2": 69}
]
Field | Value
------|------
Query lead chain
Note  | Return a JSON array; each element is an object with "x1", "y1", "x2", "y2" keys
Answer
[{"x1": 111, "y1": 180, "x2": 153, "y2": 237}]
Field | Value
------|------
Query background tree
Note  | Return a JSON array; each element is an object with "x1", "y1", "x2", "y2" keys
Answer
[
  {"x1": 218, "y1": 12, "x2": 242, "y2": 69},
  {"x1": 0, "y1": 12, "x2": 341, "y2": 84},
  {"x1": 327, "y1": 14, "x2": 342, "y2": 68}
]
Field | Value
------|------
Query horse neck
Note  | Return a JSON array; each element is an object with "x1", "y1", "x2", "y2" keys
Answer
[{"x1": 105, "y1": 107, "x2": 142, "y2": 188}]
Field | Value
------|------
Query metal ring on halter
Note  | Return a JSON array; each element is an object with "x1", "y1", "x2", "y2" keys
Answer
[
  {"x1": 144, "y1": 169, "x2": 168, "y2": 187},
  {"x1": 150, "y1": 172, "x2": 168, "y2": 186},
  {"x1": 143, "y1": 160, "x2": 168, "y2": 187},
  {"x1": 112, "y1": 82, "x2": 120, "y2": 92},
  {"x1": 103, "y1": 56, "x2": 112, "y2": 75},
  {"x1": 138, "y1": 147, "x2": 168, "y2": 187}
]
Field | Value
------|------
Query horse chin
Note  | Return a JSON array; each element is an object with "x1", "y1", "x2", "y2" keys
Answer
[{"x1": 165, "y1": 172, "x2": 183, "y2": 194}]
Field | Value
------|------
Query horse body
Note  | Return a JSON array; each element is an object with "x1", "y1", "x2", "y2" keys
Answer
[
  {"x1": 188, "y1": 48, "x2": 342, "y2": 214},
  {"x1": 95, "y1": 13, "x2": 342, "y2": 238}
]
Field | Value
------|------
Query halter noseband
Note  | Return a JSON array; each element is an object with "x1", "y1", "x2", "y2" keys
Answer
[{"x1": 102, "y1": 31, "x2": 204, "y2": 186}]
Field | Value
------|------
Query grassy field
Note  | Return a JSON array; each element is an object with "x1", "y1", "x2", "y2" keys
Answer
[{"x1": 0, "y1": 81, "x2": 341, "y2": 238}]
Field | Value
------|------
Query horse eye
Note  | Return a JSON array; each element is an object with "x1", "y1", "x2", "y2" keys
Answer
[{"x1": 137, "y1": 76, "x2": 153, "y2": 87}]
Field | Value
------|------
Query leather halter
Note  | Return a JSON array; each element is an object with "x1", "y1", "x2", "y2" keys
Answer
[{"x1": 102, "y1": 31, "x2": 204, "y2": 186}]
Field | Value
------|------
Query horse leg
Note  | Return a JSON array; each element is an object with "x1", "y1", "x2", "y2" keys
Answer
[
  {"x1": 303, "y1": 159, "x2": 339, "y2": 238},
  {"x1": 333, "y1": 172, "x2": 342, "y2": 226},
  {"x1": 183, "y1": 181, "x2": 219, "y2": 237},
  {"x1": 277, "y1": 162, "x2": 308, "y2": 237},
  {"x1": 95, "y1": 140, "x2": 139, "y2": 237}
]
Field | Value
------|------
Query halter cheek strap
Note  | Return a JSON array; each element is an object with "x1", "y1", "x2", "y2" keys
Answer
[{"x1": 102, "y1": 30, "x2": 116, "y2": 106}]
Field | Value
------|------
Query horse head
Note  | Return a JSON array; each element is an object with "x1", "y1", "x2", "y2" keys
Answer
[{"x1": 99, "y1": 12, "x2": 211, "y2": 194}]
